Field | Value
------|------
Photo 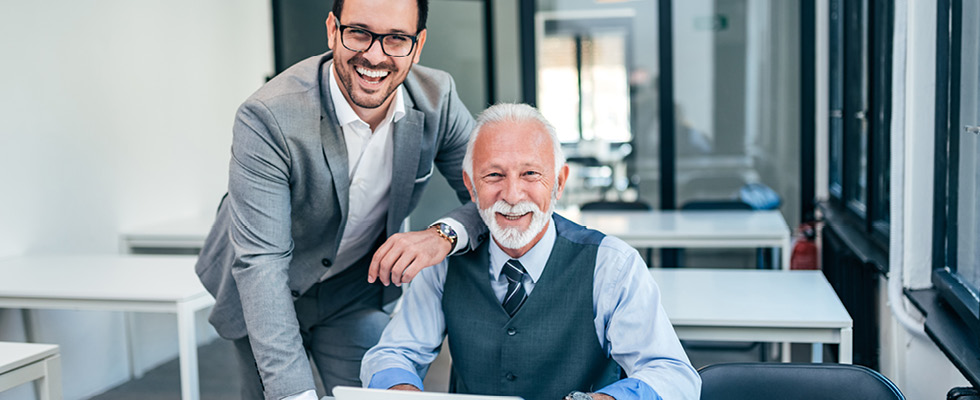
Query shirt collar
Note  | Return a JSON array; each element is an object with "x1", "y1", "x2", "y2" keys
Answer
[
  {"x1": 488, "y1": 216, "x2": 556, "y2": 284},
  {"x1": 328, "y1": 63, "x2": 406, "y2": 129}
]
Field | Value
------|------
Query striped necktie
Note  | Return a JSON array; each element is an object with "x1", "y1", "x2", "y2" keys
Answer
[{"x1": 501, "y1": 259, "x2": 529, "y2": 317}]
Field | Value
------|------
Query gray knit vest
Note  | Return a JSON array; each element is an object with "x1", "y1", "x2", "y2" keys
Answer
[{"x1": 442, "y1": 214, "x2": 620, "y2": 400}]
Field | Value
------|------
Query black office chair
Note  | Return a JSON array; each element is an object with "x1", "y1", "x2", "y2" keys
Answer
[
  {"x1": 699, "y1": 362, "x2": 905, "y2": 400},
  {"x1": 579, "y1": 200, "x2": 654, "y2": 264},
  {"x1": 579, "y1": 200, "x2": 653, "y2": 211}
]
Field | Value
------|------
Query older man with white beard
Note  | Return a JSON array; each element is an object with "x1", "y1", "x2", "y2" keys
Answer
[{"x1": 360, "y1": 103, "x2": 700, "y2": 400}]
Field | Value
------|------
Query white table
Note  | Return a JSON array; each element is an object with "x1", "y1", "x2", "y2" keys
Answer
[
  {"x1": 651, "y1": 268, "x2": 853, "y2": 363},
  {"x1": 566, "y1": 209, "x2": 792, "y2": 269},
  {"x1": 120, "y1": 215, "x2": 214, "y2": 253},
  {"x1": 0, "y1": 256, "x2": 215, "y2": 400},
  {"x1": 0, "y1": 342, "x2": 61, "y2": 399}
]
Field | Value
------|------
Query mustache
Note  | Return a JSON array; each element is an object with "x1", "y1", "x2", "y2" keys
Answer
[
  {"x1": 348, "y1": 55, "x2": 396, "y2": 72},
  {"x1": 486, "y1": 200, "x2": 541, "y2": 216}
]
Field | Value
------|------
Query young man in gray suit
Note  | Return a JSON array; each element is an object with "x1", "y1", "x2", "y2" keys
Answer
[
  {"x1": 361, "y1": 104, "x2": 700, "y2": 400},
  {"x1": 195, "y1": 0, "x2": 486, "y2": 398}
]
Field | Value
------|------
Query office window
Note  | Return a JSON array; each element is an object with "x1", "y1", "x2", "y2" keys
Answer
[
  {"x1": 672, "y1": 0, "x2": 801, "y2": 229},
  {"x1": 934, "y1": 0, "x2": 980, "y2": 339},
  {"x1": 821, "y1": 0, "x2": 893, "y2": 368},
  {"x1": 531, "y1": 3, "x2": 658, "y2": 208},
  {"x1": 537, "y1": 16, "x2": 632, "y2": 144},
  {"x1": 826, "y1": 0, "x2": 891, "y2": 243}
]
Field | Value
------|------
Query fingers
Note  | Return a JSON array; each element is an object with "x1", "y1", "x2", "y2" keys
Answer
[
  {"x1": 368, "y1": 240, "x2": 394, "y2": 284},
  {"x1": 399, "y1": 262, "x2": 426, "y2": 284},
  {"x1": 370, "y1": 230, "x2": 453, "y2": 286},
  {"x1": 388, "y1": 251, "x2": 416, "y2": 287},
  {"x1": 370, "y1": 234, "x2": 415, "y2": 286}
]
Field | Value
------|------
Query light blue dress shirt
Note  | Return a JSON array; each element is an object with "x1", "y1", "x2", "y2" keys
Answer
[{"x1": 361, "y1": 218, "x2": 701, "y2": 399}]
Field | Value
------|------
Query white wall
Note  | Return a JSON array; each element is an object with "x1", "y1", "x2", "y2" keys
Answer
[{"x1": 0, "y1": 1, "x2": 273, "y2": 399}]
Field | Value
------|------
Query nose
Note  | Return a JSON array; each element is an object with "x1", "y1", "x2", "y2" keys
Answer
[
  {"x1": 500, "y1": 177, "x2": 526, "y2": 205},
  {"x1": 360, "y1": 37, "x2": 388, "y2": 64}
]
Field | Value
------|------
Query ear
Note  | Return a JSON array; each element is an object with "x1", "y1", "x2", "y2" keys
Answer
[
  {"x1": 462, "y1": 171, "x2": 476, "y2": 203},
  {"x1": 411, "y1": 29, "x2": 427, "y2": 64},
  {"x1": 554, "y1": 164, "x2": 570, "y2": 201},
  {"x1": 325, "y1": 12, "x2": 338, "y2": 51}
]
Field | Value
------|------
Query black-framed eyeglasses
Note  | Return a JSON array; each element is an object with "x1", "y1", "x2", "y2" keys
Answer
[{"x1": 335, "y1": 21, "x2": 419, "y2": 57}]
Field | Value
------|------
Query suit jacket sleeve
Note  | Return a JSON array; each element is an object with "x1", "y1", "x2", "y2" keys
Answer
[
  {"x1": 431, "y1": 76, "x2": 487, "y2": 252},
  {"x1": 227, "y1": 97, "x2": 316, "y2": 397}
]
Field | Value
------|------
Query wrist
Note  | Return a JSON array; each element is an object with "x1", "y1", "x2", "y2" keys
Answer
[
  {"x1": 389, "y1": 384, "x2": 422, "y2": 391},
  {"x1": 564, "y1": 391, "x2": 593, "y2": 400},
  {"x1": 428, "y1": 222, "x2": 457, "y2": 252}
]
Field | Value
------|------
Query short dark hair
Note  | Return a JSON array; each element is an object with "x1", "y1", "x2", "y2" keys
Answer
[{"x1": 333, "y1": 0, "x2": 429, "y2": 33}]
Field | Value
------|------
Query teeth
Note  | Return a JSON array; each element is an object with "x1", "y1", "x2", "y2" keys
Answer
[{"x1": 356, "y1": 67, "x2": 389, "y2": 78}]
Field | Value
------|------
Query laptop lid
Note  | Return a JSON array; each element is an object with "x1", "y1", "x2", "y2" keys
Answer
[{"x1": 331, "y1": 386, "x2": 524, "y2": 400}]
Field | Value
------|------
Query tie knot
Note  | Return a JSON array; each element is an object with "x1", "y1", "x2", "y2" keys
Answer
[{"x1": 502, "y1": 259, "x2": 527, "y2": 283}]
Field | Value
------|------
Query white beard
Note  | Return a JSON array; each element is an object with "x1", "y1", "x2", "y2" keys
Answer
[{"x1": 478, "y1": 199, "x2": 553, "y2": 250}]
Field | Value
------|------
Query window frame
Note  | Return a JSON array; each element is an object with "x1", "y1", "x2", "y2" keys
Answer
[
  {"x1": 826, "y1": 0, "x2": 892, "y2": 248},
  {"x1": 933, "y1": 0, "x2": 980, "y2": 340}
]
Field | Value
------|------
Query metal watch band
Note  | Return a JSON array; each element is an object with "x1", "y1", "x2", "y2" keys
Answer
[{"x1": 430, "y1": 222, "x2": 457, "y2": 250}]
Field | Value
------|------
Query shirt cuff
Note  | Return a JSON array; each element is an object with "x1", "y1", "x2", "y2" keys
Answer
[
  {"x1": 596, "y1": 377, "x2": 661, "y2": 400},
  {"x1": 435, "y1": 217, "x2": 468, "y2": 255},
  {"x1": 281, "y1": 389, "x2": 319, "y2": 400},
  {"x1": 368, "y1": 367, "x2": 425, "y2": 391}
]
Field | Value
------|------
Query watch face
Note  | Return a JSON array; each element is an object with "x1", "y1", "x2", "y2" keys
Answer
[{"x1": 440, "y1": 223, "x2": 455, "y2": 237}]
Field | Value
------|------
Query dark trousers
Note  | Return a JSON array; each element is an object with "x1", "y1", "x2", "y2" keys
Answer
[{"x1": 233, "y1": 262, "x2": 391, "y2": 399}]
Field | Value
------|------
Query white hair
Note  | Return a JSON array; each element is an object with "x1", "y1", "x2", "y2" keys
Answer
[{"x1": 462, "y1": 103, "x2": 566, "y2": 184}]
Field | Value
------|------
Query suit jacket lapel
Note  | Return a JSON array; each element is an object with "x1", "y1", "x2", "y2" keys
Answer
[
  {"x1": 387, "y1": 95, "x2": 424, "y2": 235},
  {"x1": 318, "y1": 60, "x2": 350, "y2": 226}
]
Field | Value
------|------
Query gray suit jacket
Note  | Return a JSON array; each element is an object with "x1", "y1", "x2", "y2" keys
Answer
[{"x1": 195, "y1": 52, "x2": 485, "y2": 398}]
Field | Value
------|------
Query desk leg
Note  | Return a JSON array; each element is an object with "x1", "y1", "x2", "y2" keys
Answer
[
  {"x1": 780, "y1": 236, "x2": 791, "y2": 270},
  {"x1": 839, "y1": 327, "x2": 853, "y2": 364},
  {"x1": 37, "y1": 354, "x2": 62, "y2": 400},
  {"x1": 811, "y1": 343, "x2": 824, "y2": 363},
  {"x1": 124, "y1": 312, "x2": 143, "y2": 379},
  {"x1": 177, "y1": 305, "x2": 200, "y2": 400},
  {"x1": 781, "y1": 342, "x2": 791, "y2": 362}
]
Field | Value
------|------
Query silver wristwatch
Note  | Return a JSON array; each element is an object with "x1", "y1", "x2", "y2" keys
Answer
[{"x1": 565, "y1": 391, "x2": 592, "y2": 400}]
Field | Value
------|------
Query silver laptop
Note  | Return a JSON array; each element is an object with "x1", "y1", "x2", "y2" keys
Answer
[{"x1": 331, "y1": 386, "x2": 524, "y2": 400}]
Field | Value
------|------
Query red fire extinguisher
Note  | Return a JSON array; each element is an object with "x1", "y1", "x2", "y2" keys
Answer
[{"x1": 790, "y1": 222, "x2": 819, "y2": 270}]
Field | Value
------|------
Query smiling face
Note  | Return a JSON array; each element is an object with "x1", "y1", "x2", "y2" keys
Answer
[
  {"x1": 326, "y1": 0, "x2": 426, "y2": 114},
  {"x1": 463, "y1": 120, "x2": 569, "y2": 258}
]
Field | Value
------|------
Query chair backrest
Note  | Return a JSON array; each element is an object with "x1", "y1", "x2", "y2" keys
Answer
[
  {"x1": 680, "y1": 199, "x2": 753, "y2": 211},
  {"x1": 579, "y1": 200, "x2": 653, "y2": 211},
  {"x1": 699, "y1": 363, "x2": 905, "y2": 400}
]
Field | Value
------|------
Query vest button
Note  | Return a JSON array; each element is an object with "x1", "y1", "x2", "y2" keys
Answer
[
  {"x1": 507, "y1": 328, "x2": 517, "y2": 336},
  {"x1": 505, "y1": 372, "x2": 517, "y2": 381},
  {"x1": 321, "y1": 258, "x2": 332, "y2": 268},
  {"x1": 290, "y1": 290, "x2": 300, "y2": 297}
]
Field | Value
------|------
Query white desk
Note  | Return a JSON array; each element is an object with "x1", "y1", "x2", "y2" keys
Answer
[
  {"x1": 651, "y1": 268, "x2": 853, "y2": 363},
  {"x1": 567, "y1": 209, "x2": 792, "y2": 269},
  {"x1": 0, "y1": 342, "x2": 61, "y2": 399},
  {"x1": 120, "y1": 215, "x2": 214, "y2": 253},
  {"x1": 0, "y1": 256, "x2": 214, "y2": 400}
]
